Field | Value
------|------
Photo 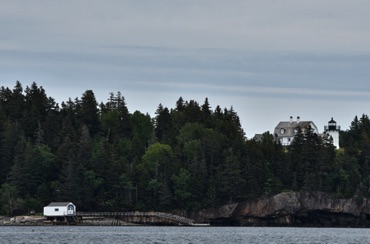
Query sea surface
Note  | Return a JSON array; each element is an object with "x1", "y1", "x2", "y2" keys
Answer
[{"x1": 0, "y1": 226, "x2": 369, "y2": 244}]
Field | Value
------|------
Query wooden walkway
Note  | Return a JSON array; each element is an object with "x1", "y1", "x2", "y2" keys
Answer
[{"x1": 77, "y1": 211, "x2": 194, "y2": 226}]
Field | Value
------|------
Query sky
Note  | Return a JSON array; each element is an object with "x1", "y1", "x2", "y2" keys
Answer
[{"x1": 1, "y1": 0, "x2": 370, "y2": 138}]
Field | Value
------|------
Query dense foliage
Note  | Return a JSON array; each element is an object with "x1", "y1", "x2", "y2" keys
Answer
[{"x1": 0, "y1": 82, "x2": 369, "y2": 215}]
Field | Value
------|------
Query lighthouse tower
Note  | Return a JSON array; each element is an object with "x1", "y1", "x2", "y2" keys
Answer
[{"x1": 324, "y1": 118, "x2": 340, "y2": 149}]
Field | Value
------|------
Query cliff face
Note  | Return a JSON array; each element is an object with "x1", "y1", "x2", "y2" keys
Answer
[{"x1": 191, "y1": 192, "x2": 370, "y2": 227}]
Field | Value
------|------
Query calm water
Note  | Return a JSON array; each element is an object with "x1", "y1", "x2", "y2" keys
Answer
[{"x1": 0, "y1": 226, "x2": 369, "y2": 244}]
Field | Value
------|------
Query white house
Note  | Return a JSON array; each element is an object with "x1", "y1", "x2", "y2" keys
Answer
[
  {"x1": 274, "y1": 116, "x2": 319, "y2": 146},
  {"x1": 43, "y1": 202, "x2": 76, "y2": 217}
]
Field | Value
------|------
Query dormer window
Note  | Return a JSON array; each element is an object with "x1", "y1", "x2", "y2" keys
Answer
[
  {"x1": 280, "y1": 128, "x2": 285, "y2": 134},
  {"x1": 294, "y1": 128, "x2": 298, "y2": 134}
]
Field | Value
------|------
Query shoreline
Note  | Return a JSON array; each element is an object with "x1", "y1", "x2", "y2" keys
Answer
[{"x1": 0, "y1": 215, "x2": 136, "y2": 226}]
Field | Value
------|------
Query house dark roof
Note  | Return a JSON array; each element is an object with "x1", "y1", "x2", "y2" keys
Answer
[
  {"x1": 46, "y1": 202, "x2": 74, "y2": 207},
  {"x1": 253, "y1": 134, "x2": 263, "y2": 142},
  {"x1": 274, "y1": 121, "x2": 317, "y2": 138}
]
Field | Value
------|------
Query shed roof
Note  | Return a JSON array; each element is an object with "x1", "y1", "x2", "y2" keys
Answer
[{"x1": 46, "y1": 202, "x2": 74, "y2": 207}]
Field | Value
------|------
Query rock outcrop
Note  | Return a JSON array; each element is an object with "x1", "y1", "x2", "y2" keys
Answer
[{"x1": 192, "y1": 192, "x2": 370, "y2": 227}]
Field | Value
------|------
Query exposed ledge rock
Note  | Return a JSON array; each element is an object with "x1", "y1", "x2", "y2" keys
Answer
[
  {"x1": 186, "y1": 203, "x2": 239, "y2": 224},
  {"x1": 193, "y1": 192, "x2": 370, "y2": 227}
]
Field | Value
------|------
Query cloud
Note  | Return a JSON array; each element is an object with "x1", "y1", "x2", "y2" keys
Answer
[
  {"x1": 1, "y1": 0, "x2": 370, "y2": 52},
  {"x1": 1, "y1": 46, "x2": 369, "y2": 98}
]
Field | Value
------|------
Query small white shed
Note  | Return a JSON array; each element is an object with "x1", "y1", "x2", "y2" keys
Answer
[{"x1": 43, "y1": 202, "x2": 76, "y2": 217}]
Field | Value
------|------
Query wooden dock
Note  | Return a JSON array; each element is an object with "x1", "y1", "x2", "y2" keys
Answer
[{"x1": 77, "y1": 211, "x2": 195, "y2": 226}]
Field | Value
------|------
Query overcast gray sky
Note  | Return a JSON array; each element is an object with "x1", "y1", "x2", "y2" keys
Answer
[{"x1": 1, "y1": 0, "x2": 369, "y2": 137}]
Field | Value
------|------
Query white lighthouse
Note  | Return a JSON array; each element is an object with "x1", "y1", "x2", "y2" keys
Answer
[{"x1": 324, "y1": 117, "x2": 340, "y2": 149}]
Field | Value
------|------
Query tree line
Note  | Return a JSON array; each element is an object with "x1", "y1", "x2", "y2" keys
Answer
[{"x1": 0, "y1": 81, "x2": 369, "y2": 215}]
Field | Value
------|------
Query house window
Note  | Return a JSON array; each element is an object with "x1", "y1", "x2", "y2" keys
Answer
[{"x1": 55, "y1": 208, "x2": 59, "y2": 212}]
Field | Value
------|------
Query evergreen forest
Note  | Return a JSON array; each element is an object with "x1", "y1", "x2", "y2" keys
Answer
[{"x1": 1, "y1": 81, "x2": 370, "y2": 215}]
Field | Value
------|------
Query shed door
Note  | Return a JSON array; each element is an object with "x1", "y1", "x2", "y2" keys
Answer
[{"x1": 67, "y1": 205, "x2": 75, "y2": 215}]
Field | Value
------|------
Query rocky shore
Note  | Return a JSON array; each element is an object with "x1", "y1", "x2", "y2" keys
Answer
[
  {"x1": 0, "y1": 216, "x2": 46, "y2": 226},
  {"x1": 0, "y1": 215, "x2": 133, "y2": 226},
  {"x1": 189, "y1": 191, "x2": 370, "y2": 227},
  {"x1": 3, "y1": 192, "x2": 370, "y2": 227}
]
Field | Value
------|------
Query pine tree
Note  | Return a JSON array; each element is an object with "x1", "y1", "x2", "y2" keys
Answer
[
  {"x1": 0, "y1": 120, "x2": 23, "y2": 184},
  {"x1": 171, "y1": 168, "x2": 191, "y2": 208},
  {"x1": 155, "y1": 104, "x2": 173, "y2": 144},
  {"x1": 8, "y1": 81, "x2": 25, "y2": 122},
  {"x1": 101, "y1": 92, "x2": 132, "y2": 141},
  {"x1": 131, "y1": 111, "x2": 154, "y2": 158},
  {"x1": 22, "y1": 82, "x2": 52, "y2": 141},
  {"x1": 9, "y1": 135, "x2": 33, "y2": 196},
  {"x1": 201, "y1": 97, "x2": 212, "y2": 127},
  {"x1": 217, "y1": 148, "x2": 245, "y2": 203},
  {"x1": 78, "y1": 90, "x2": 101, "y2": 137}
]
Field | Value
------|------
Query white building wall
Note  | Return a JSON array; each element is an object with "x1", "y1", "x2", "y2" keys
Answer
[
  {"x1": 43, "y1": 206, "x2": 68, "y2": 216},
  {"x1": 328, "y1": 131, "x2": 340, "y2": 149}
]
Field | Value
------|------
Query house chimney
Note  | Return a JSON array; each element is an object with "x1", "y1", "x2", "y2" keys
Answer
[
  {"x1": 290, "y1": 116, "x2": 293, "y2": 124},
  {"x1": 297, "y1": 116, "x2": 300, "y2": 123}
]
